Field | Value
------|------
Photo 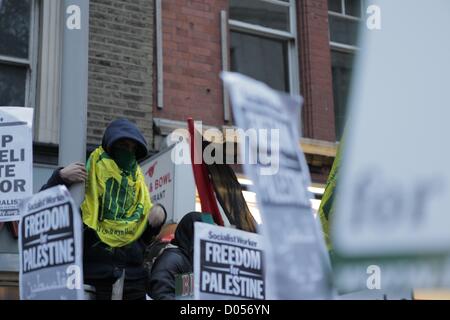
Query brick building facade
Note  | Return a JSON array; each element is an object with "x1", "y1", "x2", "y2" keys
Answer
[
  {"x1": 157, "y1": 0, "x2": 336, "y2": 141},
  {"x1": 153, "y1": 0, "x2": 346, "y2": 184},
  {"x1": 155, "y1": 0, "x2": 227, "y2": 126}
]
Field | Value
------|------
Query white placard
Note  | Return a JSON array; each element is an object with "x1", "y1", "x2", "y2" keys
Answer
[
  {"x1": 331, "y1": 0, "x2": 450, "y2": 292},
  {"x1": 194, "y1": 222, "x2": 265, "y2": 300},
  {"x1": 0, "y1": 107, "x2": 33, "y2": 222},
  {"x1": 19, "y1": 185, "x2": 84, "y2": 300},
  {"x1": 142, "y1": 146, "x2": 175, "y2": 221},
  {"x1": 222, "y1": 72, "x2": 333, "y2": 299},
  {"x1": 333, "y1": 0, "x2": 450, "y2": 255},
  {"x1": 141, "y1": 142, "x2": 195, "y2": 223}
]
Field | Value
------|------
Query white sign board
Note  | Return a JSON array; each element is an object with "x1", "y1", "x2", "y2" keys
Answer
[
  {"x1": 194, "y1": 222, "x2": 265, "y2": 300},
  {"x1": 332, "y1": 0, "x2": 450, "y2": 291},
  {"x1": 19, "y1": 185, "x2": 84, "y2": 300},
  {"x1": 142, "y1": 146, "x2": 175, "y2": 220},
  {"x1": 141, "y1": 142, "x2": 195, "y2": 223},
  {"x1": 222, "y1": 72, "x2": 333, "y2": 299},
  {"x1": 0, "y1": 107, "x2": 33, "y2": 222}
]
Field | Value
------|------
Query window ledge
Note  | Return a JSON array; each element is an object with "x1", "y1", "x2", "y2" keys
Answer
[{"x1": 300, "y1": 138, "x2": 338, "y2": 157}]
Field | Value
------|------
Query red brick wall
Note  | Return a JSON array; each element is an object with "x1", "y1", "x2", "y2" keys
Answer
[
  {"x1": 297, "y1": 0, "x2": 336, "y2": 142},
  {"x1": 157, "y1": 0, "x2": 336, "y2": 143},
  {"x1": 156, "y1": 0, "x2": 228, "y2": 127}
]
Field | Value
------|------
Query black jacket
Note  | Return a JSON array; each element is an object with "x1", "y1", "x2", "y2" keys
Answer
[
  {"x1": 147, "y1": 247, "x2": 192, "y2": 300},
  {"x1": 148, "y1": 212, "x2": 204, "y2": 300}
]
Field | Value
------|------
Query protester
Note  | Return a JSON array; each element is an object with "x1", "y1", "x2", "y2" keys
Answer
[
  {"x1": 41, "y1": 118, "x2": 166, "y2": 300},
  {"x1": 148, "y1": 211, "x2": 213, "y2": 300}
]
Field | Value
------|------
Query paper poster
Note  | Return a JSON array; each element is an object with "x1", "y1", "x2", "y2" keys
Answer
[
  {"x1": 194, "y1": 222, "x2": 265, "y2": 300},
  {"x1": 222, "y1": 72, "x2": 333, "y2": 299},
  {"x1": 19, "y1": 185, "x2": 84, "y2": 300},
  {"x1": 0, "y1": 107, "x2": 33, "y2": 222}
]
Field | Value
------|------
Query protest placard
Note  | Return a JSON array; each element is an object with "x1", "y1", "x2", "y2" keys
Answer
[
  {"x1": 194, "y1": 222, "x2": 265, "y2": 300},
  {"x1": 0, "y1": 107, "x2": 33, "y2": 222},
  {"x1": 19, "y1": 185, "x2": 84, "y2": 300},
  {"x1": 222, "y1": 72, "x2": 333, "y2": 299},
  {"x1": 330, "y1": 0, "x2": 450, "y2": 293}
]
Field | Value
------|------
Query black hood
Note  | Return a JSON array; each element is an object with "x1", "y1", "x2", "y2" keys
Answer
[
  {"x1": 101, "y1": 119, "x2": 148, "y2": 160},
  {"x1": 171, "y1": 212, "x2": 205, "y2": 262}
]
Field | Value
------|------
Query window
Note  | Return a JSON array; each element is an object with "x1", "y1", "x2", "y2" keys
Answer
[
  {"x1": 229, "y1": 0, "x2": 299, "y2": 95},
  {"x1": 0, "y1": 0, "x2": 39, "y2": 107},
  {"x1": 331, "y1": 50, "x2": 354, "y2": 140},
  {"x1": 230, "y1": 32, "x2": 289, "y2": 92},
  {"x1": 328, "y1": 0, "x2": 362, "y2": 140}
]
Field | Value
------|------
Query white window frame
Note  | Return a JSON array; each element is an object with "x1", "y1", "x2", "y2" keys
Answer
[
  {"x1": 0, "y1": 0, "x2": 39, "y2": 108},
  {"x1": 328, "y1": 0, "x2": 363, "y2": 52},
  {"x1": 328, "y1": 0, "x2": 364, "y2": 18},
  {"x1": 227, "y1": 0, "x2": 300, "y2": 96},
  {"x1": 328, "y1": 0, "x2": 363, "y2": 142},
  {"x1": 156, "y1": 0, "x2": 163, "y2": 109},
  {"x1": 35, "y1": 0, "x2": 66, "y2": 144}
]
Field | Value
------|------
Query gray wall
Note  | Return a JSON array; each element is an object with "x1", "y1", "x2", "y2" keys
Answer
[{"x1": 87, "y1": 0, "x2": 154, "y2": 148}]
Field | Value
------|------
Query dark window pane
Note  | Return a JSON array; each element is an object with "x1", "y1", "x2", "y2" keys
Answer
[
  {"x1": 231, "y1": 32, "x2": 289, "y2": 93},
  {"x1": 345, "y1": 0, "x2": 361, "y2": 17},
  {"x1": 0, "y1": 64, "x2": 27, "y2": 106},
  {"x1": 328, "y1": 0, "x2": 342, "y2": 13},
  {"x1": 230, "y1": 0, "x2": 290, "y2": 32},
  {"x1": 0, "y1": 0, "x2": 31, "y2": 59},
  {"x1": 331, "y1": 50, "x2": 355, "y2": 140},
  {"x1": 329, "y1": 15, "x2": 359, "y2": 46}
]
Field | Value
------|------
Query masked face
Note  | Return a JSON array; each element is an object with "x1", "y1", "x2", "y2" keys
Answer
[{"x1": 111, "y1": 139, "x2": 137, "y2": 172}]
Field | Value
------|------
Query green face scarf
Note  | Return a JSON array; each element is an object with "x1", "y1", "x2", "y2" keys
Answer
[
  {"x1": 111, "y1": 147, "x2": 137, "y2": 173},
  {"x1": 81, "y1": 146, "x2": 152, "y2": 248}
]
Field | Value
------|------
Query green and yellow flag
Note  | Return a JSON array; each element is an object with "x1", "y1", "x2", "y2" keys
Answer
[
  {"x1": 81, "y1": 146, "x2": 152, "y2": 248},
  {"x1": 318, "y1": 138, "x2": 344, "y2": 251}
]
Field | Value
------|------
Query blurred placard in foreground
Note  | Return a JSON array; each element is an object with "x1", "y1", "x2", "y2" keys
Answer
[
  {"x1": 332, "y1": 0, "x2": 450, "y2": 292},
  {"x1": 222, "y1": 72, "x2": 333, "y2": 299}
]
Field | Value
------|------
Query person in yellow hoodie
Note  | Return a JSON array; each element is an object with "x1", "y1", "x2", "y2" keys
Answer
[{"x1": 42, "y1": 119, "x2": 166, "y2": 300}]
